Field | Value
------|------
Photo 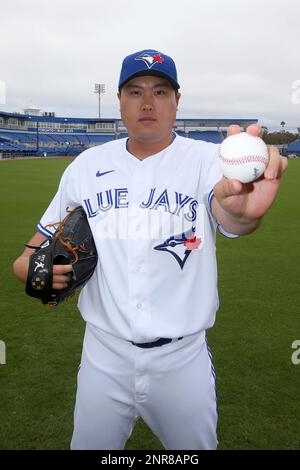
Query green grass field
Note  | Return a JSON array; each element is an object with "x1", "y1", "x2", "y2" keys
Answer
[{"x1": 0, "y1": 157, "x2": 299, "y2": 450}]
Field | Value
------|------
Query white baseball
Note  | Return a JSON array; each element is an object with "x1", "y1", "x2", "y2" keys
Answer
[{"x1": 218, "y1": 133, "x2": 269, "y2": 183}]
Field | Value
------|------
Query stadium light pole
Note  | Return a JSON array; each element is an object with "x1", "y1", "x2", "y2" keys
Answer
[{"x1": 94, "y1": 83, "x2": 106, "y2": 118}]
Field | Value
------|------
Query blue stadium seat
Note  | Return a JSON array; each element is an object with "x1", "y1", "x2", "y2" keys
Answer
[
  {"x1": 188, "y1": 131, "x2": 222, "y2": 144},
  {"x1": 287, "y1": 139, "x2": 300, "y2": 154},
  {"x1": 88, "y1": 134, "x2": 113, "y2": 143}
]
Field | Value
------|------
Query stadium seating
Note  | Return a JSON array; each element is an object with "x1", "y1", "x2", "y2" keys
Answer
[
  {"x1": 0, "y1": 129, "x2": 89, "y2": 156},
  {"x1": 175, "y1": 130, "x2": 187, "y2": 137},
  {"x1": 1, "y1": 133, "x2": 114, "y2": 156},
  {"x1": 118, "y1": 133, "x2": 129, "y2": 139},
  {"x1": 287, "y1": 139, "x2": 300, "y2": 156},
  {"x1": 0, "y1": 127, "x2": 223, "y2": 157},
  {"x1": 88, "y1": 134, "x2": 114, "y2": 143},
  {"x1": 0, "y1": 111, "x2": 259, "y2": 159},
  {"x1": 188, "y1": 131, "x2": 222, "y2": 143},
  {"x1": 76, "y1": 134, "x2": 90, "y2": 144}
]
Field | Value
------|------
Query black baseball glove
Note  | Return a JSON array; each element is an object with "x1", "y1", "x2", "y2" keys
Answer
[{"x1": 26, "y1": 206, "x2": 98, "y2": 306}]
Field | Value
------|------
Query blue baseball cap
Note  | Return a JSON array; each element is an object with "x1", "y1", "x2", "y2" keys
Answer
[{"x1": 118, "y1": 49, "x2": 180, "y2": 91}]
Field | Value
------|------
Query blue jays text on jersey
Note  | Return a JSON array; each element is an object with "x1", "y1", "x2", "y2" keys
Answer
[{"x1": 83, "y1": 187, "x2": 198, "y2": 222}]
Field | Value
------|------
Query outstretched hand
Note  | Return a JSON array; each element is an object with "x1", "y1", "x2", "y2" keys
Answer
[{"x1": 212, "y1": 125, "x2": 288, "y2": 234}]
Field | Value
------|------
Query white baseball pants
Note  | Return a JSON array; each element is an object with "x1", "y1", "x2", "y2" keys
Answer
[{"x1": 70, "y1": 323, "x2": 218, "y2": 450}]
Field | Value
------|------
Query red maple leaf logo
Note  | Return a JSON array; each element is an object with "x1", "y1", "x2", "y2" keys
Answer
[
  {"x1": 153, "y1": 54, "x2": 164, "y2": 63},
  {"x1": 184, "y1": 236, "x2": 202, "y2": 250}
]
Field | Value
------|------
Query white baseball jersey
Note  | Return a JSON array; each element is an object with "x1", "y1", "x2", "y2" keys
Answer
[{"x1": 37, "y1": 134, "x2": 236, "y2": 343}]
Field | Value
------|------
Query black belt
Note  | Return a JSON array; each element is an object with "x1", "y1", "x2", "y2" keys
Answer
[{"x1": 131, "y1": 337, "x2": 183, "y2": 349}]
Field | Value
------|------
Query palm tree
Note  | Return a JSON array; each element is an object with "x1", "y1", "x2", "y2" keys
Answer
[{"x1": 280, "y1": 121, "x2": 286, "y2": 132}]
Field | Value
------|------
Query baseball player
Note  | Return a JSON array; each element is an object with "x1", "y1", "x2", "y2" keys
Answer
[{"x1": 13, "y1": 49, "x2": 288, "y2": 450}]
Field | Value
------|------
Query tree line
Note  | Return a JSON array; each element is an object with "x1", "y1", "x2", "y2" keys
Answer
[{"x1": 262, "y1": 127, "x2": 299, "y2": 145}]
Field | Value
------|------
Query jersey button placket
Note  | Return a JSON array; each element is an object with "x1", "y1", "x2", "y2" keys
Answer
[{"x1": 128, "y1": 165, "x2": 151, "y2": 342}]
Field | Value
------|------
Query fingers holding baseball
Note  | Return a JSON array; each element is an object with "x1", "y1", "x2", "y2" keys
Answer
[
  {"x1": 226, "y1": 124, "x2": 242, "y2": 137},
  {"x1": 264, "y1": 145, "x2": 288, "y2": 180},
  {"x1": 246, "y1": 124, "x2": 262, "y2": 137},
  {"x1": 227, "y1": 124, "x2": 262, "y2": 138},
  {"x1": 53, "y1": 264, "x2": 73, "y2": 290},
  {"x1": 213, "y1": 177, "x2": 244, "y2": 201}
]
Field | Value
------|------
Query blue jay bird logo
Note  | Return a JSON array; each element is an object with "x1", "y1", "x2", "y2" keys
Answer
[
  {"x1": 135, "y1": 52, "x2": 165, "y2": 69},
  {"x1": 153, "y1": 226, "x2": 202, "y2": 270}
]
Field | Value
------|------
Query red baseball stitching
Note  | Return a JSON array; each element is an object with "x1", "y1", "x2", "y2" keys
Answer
[{"x1": 219, "y1": 153, "x2": 268, "y2": 165}]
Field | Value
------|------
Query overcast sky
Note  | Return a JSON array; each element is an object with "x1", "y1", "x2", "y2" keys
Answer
[{"x1": 0, "y1": 0, "x2": 299, "y2": 130}]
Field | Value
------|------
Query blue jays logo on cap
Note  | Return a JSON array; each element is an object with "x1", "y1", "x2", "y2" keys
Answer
[
  {"x1": 135, "y1": 52, "x2": 165, "y2": 69},
  {"x1": 118, "y1": 49, "x2": 180, "y2": 90}
]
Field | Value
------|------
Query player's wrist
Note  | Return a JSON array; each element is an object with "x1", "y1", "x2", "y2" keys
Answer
[
  {"x1": 211, "y1": 193, "x2": 262, "y2": 235},
  {"x1": 12, "y1": 255, "x2": 30, "y2": 284}
]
